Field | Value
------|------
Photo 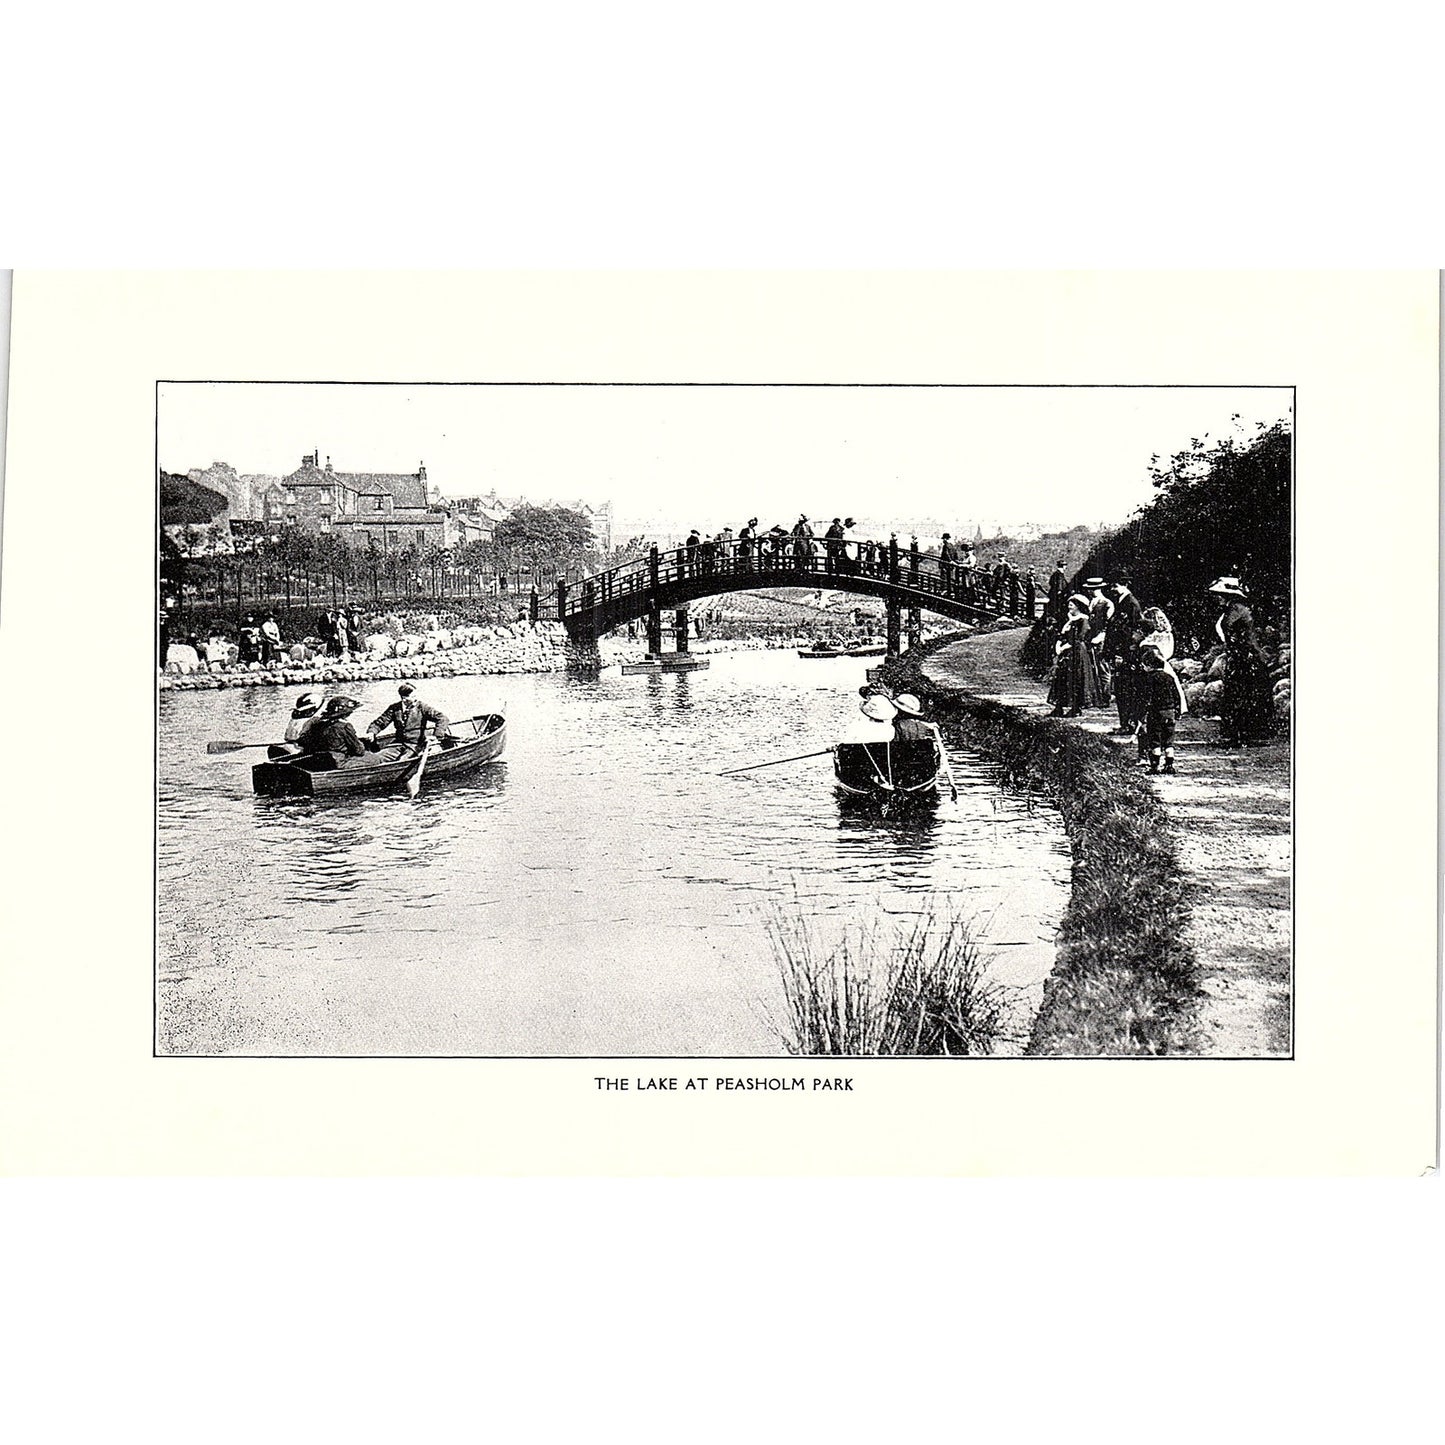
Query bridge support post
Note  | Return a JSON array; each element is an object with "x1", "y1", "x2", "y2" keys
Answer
[
  {"x1": 646, "y1": 597, "x2": 664, "y2": 655},
  {"x1": 885, "y1": 597, "x2": 902, "y2": 657},
  {"x1": 674, "y1": 605, "x2": 690, "y2": 653},
  {"x1": 907, "y1": 605, "x2": 921, "y2": 651},
  {"x1": 563, "y1": 636, "x2": 601, "y2": 672}
]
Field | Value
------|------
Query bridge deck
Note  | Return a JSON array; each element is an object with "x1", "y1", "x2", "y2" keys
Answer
[{"x1": 550, "y1": 539, "x2": 1041, "y2": 640}]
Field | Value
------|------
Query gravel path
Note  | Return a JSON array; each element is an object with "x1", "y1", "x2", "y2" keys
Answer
[{"x1": 922, "y1": 629, "x2": 1291, "y2": 1057}]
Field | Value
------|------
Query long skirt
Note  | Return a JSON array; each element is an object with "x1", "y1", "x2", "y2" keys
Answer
[
  {"x1": 1220, "y1": 652, "x2": 1274, "y2": 741},
  {"x1": 1048, "y1": 641, "x2": 1103, "y2": 712}
]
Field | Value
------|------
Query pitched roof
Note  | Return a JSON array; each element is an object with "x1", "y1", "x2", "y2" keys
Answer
[{"x1": 282, "y1": 460, "x2": 428, "y2": 508}]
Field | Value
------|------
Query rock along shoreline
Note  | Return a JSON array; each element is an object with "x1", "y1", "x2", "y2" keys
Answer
[{"x1": 157, "y1": 622, "x2": 837, "y2": 692}]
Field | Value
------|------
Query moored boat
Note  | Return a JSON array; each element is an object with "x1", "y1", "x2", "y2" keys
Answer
[
  {"x1": 833, "y1": 737, "x2": 943, "y2": 797},
  {"x1": 845, "y1": 636, "x2": 887, "y2": 657},
  {"x1": 252, "y1": 712, "x2": 507, "y2": 797},
  {"x1": 798, "y1": 641, "x2": 846, "y2": 658}
]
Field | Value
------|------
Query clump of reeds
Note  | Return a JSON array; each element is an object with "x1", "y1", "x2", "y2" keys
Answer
[{"x1": 768, "y1": 906, "x2": 1019, "y2": 1056}]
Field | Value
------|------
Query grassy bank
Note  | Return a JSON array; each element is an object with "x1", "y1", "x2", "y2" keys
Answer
[{"x1": 881, "y1": 638, "x2": 1202, "y2": 1056}]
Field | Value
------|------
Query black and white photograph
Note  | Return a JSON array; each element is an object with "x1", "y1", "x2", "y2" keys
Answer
[{"x1": 157, "y1": 381, "x2": 1293, "y2": 1059}]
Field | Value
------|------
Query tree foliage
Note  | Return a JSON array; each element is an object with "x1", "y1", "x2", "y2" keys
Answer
[
  {"x1": 494, "y1": 504, "x2": 595, "y2": 559},
  {"x1": 1080, "y1": 420, "x2": 1291, "y2": 642}
]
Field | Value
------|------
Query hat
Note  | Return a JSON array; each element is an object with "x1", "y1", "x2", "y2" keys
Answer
[
  {"x1": 1138, "y1": 643, "x2": 1165, "y2": 667},
  {"x1": 844, "y1": 517, "x2": 855, "y2": 525},
  {"x1": 324, "y1": 695, "x2": 360, "y2": 715},
  {"x1": 294, "y1": 691, "x2": 320, "y2": 711},
  {"x1": 398, "y1": 682, "x2": 415, "y2": 696},
  {"x1": 941, "y1": 532, "x2": 951, "y2": 539},
  {"x1": 860, "y1": 696, "x2": 897, "y2": 723},
  {"x1": 892, "y1": 693, "x2": 923, "y2": 716},
  {"x1": 1068, "y1": 593, "x2": 1091, "y2": 612},
  {"x1": 1208, "y1": 576, "x2": 1247, "y2": 597}
]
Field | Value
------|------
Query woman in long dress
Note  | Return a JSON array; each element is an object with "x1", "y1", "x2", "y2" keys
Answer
[{"x1": 1048, "y1": 595, "x2": 1104, "y2": 716}]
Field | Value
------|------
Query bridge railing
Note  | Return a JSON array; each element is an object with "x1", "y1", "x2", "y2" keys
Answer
[{"x1": 553, "y1": 538, "x2": 1042, "y2": 622}]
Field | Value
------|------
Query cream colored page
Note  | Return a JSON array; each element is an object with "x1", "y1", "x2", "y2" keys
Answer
[{"x1": 0, "y1": 271, "x2": 1435, "y2": 1173}]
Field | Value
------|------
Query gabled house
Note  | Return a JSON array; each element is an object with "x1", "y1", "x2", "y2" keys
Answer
[{"x1": 264, "y1": 451, "x2": 461, "y2": 552}]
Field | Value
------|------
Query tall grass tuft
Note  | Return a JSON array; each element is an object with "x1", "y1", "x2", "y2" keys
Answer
[{"x1": 769, "y1": 907, "x2": 1019, "y2": 1056}]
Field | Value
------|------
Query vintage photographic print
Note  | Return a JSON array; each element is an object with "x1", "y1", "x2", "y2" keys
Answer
[{"x1": 156, "y1": 381, "x2": 1292, "y2": 1060}]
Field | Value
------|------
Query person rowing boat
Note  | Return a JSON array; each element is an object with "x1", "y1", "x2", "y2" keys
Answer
[
  {"x1": 365, "y1": 682, "x2": 453, "y2": 762},
  {"x1": 882, "y1": 693, "x2": 958, "y2": 800}
]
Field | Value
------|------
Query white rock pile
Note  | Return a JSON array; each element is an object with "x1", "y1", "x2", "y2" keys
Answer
[{"x1": 160, "y1": 622, "x2": 571, "y2": 691}]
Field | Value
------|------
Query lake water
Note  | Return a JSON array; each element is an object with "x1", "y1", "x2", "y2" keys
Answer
[{"x1": 157, "y1": 649, "x2": 1070, "y2": 1056}]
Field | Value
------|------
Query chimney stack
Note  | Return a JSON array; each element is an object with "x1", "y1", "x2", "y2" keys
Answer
[{"x1": 419, "y1": 461, "x2": 427, "y2": 481}]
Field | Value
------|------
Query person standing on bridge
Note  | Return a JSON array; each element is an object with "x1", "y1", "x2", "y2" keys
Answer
[
  {"x1": 738, "y1": 518, "x2": 757, "y2": 571},
  {"x1": 960, "y1": 543, "x2": 978, "y2": 602},
  {"x1": 824, "y1": 518, "x2": 845, "y2": 571},
  {"x1": 838, "y1": 517, "x2": 860, "y2": 574},
  {"x1": 685, "y1": 529, "x2": 701, "y2": 576},
  {"x1": 938, "y1": 533, "x2": 958, "y2": 594},
  {"x1": 792, "y1": 516, "x2": 814, "y2": 575}
]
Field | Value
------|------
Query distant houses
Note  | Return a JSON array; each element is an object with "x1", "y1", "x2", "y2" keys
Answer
[{"x1": 160, "y1": 452, "x2": 615, "y2": 562}]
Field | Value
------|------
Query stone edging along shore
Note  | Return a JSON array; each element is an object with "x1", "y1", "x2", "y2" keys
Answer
[{"x1": 879, "y1": 628, "x2": 1204, "y2": 1057}]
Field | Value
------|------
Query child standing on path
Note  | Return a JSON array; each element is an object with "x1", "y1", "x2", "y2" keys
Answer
[{"x1": 1138, "y1": 643, "x2": 1187, "y2": 774}]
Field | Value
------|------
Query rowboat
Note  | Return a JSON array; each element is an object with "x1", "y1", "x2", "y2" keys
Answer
[
  {"x1": 845, "y1": 636, "x2": 888, "y2": 657},
  {"x1": 252, "y1": 712, "x2": 507, "y2": 797},
  {"x1": 798, "y1": 642, "x2": 846, "y2": 658},
  {"x1": 833, "y1": 737, "x2": 943, "y2": 798},
  {"x1": 622, "y1": 655, "x2": 711, "y2": 675}
]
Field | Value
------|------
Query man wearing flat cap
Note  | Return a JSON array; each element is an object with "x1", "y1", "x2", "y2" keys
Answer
[{"x1": 366, "y1": 683, "x2": 453, "y2": 763}]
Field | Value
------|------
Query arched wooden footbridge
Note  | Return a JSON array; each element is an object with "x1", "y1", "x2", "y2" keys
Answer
[{"x1": 546, "y1": 536, "x2": 1042, "y2": 656}]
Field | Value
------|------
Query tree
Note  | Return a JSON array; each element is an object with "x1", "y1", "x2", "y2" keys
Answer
[
  {"x1": 1080, "y1": 420, "x2": 1291, "y2": 644},
  {"x1": 494, "y1": 505, "x2": 596, "y2": 563}
]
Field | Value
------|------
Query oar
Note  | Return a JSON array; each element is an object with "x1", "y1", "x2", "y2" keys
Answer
[
  {"x1": 206, "y1": 739, "x2": 278, "y2": 754},
  {"x1": 719, "y1": 747, "x2": 833, "y2": 777},
  {"x1": 405, "y1": 739, "x2": 433, "y2": 798}
]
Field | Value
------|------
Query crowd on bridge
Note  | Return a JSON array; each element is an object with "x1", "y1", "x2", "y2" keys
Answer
[
  {"x1": 1040, "y1": 564, "x2": 1275, "y2": 770},
  {"x1": 663, "y1": 518, "x2": 1039, "y2": 616}
]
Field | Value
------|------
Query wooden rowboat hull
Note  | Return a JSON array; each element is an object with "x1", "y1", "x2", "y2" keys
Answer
[
  {"x1": 252, "y1": 714, "x2": 507, "y2": 797},
  {"x1": 798, "y1": 648, "x2": 846, "y2": 658},
  {"x1": 833, "y1": 738, "x2": 942, "y2": 797}
]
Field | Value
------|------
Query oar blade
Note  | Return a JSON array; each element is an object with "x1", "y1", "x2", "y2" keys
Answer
[{"x1": 207, "y1": 740, "x2": 254, "y2": 754}]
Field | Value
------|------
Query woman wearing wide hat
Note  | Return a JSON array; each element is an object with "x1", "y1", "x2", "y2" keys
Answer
[
  {"x1": 1048, "y1": 594, "x2": 1104, "y2": 717},
  {"x1": 1209, "y1": 576, "x2": 1273, "y2": 744}
]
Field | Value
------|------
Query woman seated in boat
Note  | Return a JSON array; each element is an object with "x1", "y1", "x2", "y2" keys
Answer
[
  {"x1": 297, "y1": 695, "x2": 369, "y2": 765},
  {"x1": 266, "y1": 690, "x2": 325, "y2": 759},
  {"x1": 836, "y1": 693, "x2": 897, "y2": 743}
]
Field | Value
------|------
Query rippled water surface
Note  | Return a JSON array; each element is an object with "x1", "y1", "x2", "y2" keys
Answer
[{"x1": 158, "y1": 651, "x2": 1070, "y2": 1055}]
